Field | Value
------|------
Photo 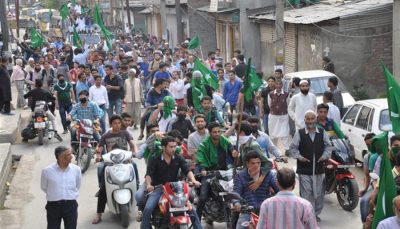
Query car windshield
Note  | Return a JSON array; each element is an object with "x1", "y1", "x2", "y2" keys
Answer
[
  {"x1": 309, "y1": 77, "x2": 348, "y2": 95},
  {"x1": 379, "y1": 109, "x2": 392, "y2": 131}
]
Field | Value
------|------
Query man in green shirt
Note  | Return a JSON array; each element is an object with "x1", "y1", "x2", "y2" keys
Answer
[
  {"x1": 54, "y1": 74, "x2": 75, "y2": 134},
  {"x1": 316, "y1": 103, "x2": 345, "y2": 139}
]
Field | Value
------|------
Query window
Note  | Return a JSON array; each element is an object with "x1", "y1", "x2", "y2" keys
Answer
[
  {"x1": 309, "y1": 77, "x2": 348, "y2": 95},
  {"x1": 379, "y1": 109, "x2": 392, "y2": 131},
  {"x1": 343, "y1": 104, "x2": 361, "y2": 125},
  {"x1": 356, "y1": 106, "x2": 372, "y2": 130},
  {"x1": 368, "y1": 109, "x2": 374, "y2": 131}
]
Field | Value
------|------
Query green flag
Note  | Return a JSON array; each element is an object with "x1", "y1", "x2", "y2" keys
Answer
[
  {"x1": 372, "y1": 132, "x2": 397, "y2": 229},
  {"x1": 60, "y1": 4, "x2": 69, "y2": 20},
  {"x1": 188, "y1": 36, "x2": 200, "y2": 50},
  {"x1": 72, "y1": 27, "x2": 82, "y2": 48},
  {"x1": 31, "y1": 28, "x2": 45, "y2": 48},
  {"x1": 382, "y1": 63, "x2": 400, "y2": 133},
  {"x1": 72, "y1": 0, "x2": 77, "y2": 7},
  {"x1": 192, "y1": 58, "x2": 219, "y2": 90},
  {"x1": 371, "y1": 131, "x2": 389, "y2": 156},
  {"x1": 94, "y1": 3, "x2": 113, "y2": 49},
  {"x1": 243, "y1": 58, "x2": 263, "y2": 102}
]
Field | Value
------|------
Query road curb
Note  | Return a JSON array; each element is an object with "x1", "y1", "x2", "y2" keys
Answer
[
  {"x1": 0, "y1": 143, "x2": 12, "y2": 206},
  {"x1": 0, "y1": 111, "x2": 21, "y2": 144},
  {"x1": 0, "y1": 154, "x2": 35, "y2": 228}
]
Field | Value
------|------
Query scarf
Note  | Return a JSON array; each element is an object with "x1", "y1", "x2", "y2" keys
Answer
[
  {"x1": 197, "y1": 135, "x2": 231, "y2": 168},
  {"x1": 143, "y1": 140, "x2": 182, "y2": 161},
  {"x1": 162, "y1": 96, "x2": 175, "y2": 119},
  {"x1": 191, "y1": 77, "x2": 207, "y2": 113}
]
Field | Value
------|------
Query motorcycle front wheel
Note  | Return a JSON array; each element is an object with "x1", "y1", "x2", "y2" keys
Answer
[
  {"x1": 336, "y1": 178, "x2": 359, "y2": 211},
  {"x1": 37, "y1": 129, "x2": 43, "y2": 145},
  {"x1": 77, "y1": 148, "x2": 91, "y2": 173},
  {"x1": 120, "y1": 204, "x2": 130, "y2": 228}
]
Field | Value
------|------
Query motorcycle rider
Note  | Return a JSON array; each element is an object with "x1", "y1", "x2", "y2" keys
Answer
[
  {"x1": 67, "y1": 90, "x2": 103, "y2": 145},
  {"x1": 232, "y1": 150, "x2": 279, "y2": 229},
  {"x1": 316, "y1": 103, "x2": 345, "y2": 139},
  {"x1": 23, "y1": 79, "x2": 62, "y2": 142},
  {"x1": 196, "y1": 122, "x2": 239, "y2": 222},
  {"x1": 137, "y1": 136, "x2": 202, "y2": 229},
  {"x1": 92, "y1": 114, "x2": 138, "y2": 224}
]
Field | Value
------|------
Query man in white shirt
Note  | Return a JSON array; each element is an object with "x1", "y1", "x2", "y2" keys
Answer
[
  {"x1": 377, "y1": 195, "x2": 400, "y2": 229},
  {"x1": 89, "y1": 75, "x2": 109, "y2": 133},
  {"x1": 323, "y1": 91, "x2": 341, "y2": 126},
  {"x1": 169, "y1": 70, "x2": 185, "y2": 106},
  {"x1": 41, "y1": 146, "x2": 82, "y2": 229},
  {"x1": 288, "y1": 80, "x2": 317, "y2": 131}
]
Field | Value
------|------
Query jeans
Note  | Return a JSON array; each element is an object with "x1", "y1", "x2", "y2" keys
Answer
[
  {"x1": 98, "y1": 104, "x2": 107, "y2": 134},
  {"x1": 360, "y1": 187, "x2": 372, "y2": 223},
  {"x1": 263, "y1": 113, "x2": 269, "y2": 134},
  {"x1": 108, "y1": 99, "x2": 122, "y2": 117},
  {"x1": 58, "y1": 104, "x2": 72, "y2": 131},
  {"x1": 138, "y1": 186, "x2": 202, "y2": 229},
  {"x1": 45, "y1": 200, "x2": 78, "y2": 229},
  {"x1": 196, "y1": 177, "x2": 211, "y2": 220},
  {"x1": 236, "y1": 213, "x2": 251, "y2": 229}
]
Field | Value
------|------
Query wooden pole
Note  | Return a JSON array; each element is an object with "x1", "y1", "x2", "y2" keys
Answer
[{"x1": 233, "y1": 95, "x2": 245, "y2": 179}]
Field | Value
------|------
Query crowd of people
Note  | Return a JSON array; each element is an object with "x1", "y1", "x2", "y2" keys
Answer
[{"x1": 0, "y1": 4, "x2": 399, "y2": 228}]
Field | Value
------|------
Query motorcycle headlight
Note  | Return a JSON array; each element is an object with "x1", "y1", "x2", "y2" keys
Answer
[
  {"x1": 111, "y1": 152, "x2": 125, "y2": 164},
  {"x1": 218, "y1": 179, "x2": 234, "y2": 192},
  {"x1": 84, "y1": 127, "x2": 94, "y2": 135}
]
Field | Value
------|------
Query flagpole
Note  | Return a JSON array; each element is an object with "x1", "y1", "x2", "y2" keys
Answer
[{"x1": 233, "y1": 97, "x2": 244, "y2": 180}]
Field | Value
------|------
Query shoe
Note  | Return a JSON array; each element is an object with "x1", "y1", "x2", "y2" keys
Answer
[
  {"x1": 1, "y1": 112, "x2": 15, "y2": 115},
  {"x1": 285, "y1": 150, "x2": 290, "y2": 157},
  {"x1": 205, "y1": 219, "x2": 214, "y2": 225},
  {"x1": 23, "y1": 105, "x2": 29, "y2": 110},
  {"x1": 138, "y1": 134, "x2": 144, "y2": 140},
  {"x1": 94, "y1": 190, "x2": 99, "y2": 197},
  {"x1": 134, "y1": 125, "x2": 138, "y2": 130},
  {"x1": 62, "y1": 130, "x2": 68, "y2": 134},
  {"x1": 92, "y1": 215, "x2": 102, "y2": 224},
  {"x1": 22, "y1": 138, "x2": 28, "y2": 142},
  {"x1": 136, "y1": 211, "x2": 142, "y2": 222},
  {"x1": 316, "y1": 216, "x2": 321, "y2": 222},
  {"x1": 54, "y1": 132, "x2": 63, "y2": 142}
]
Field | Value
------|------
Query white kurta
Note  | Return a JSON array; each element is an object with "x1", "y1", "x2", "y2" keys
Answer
[
  {"x1": 288, "y1": 92, "x2": 317, "y2": 130},
  {"x1": 268, "y1": 114, "x2": 290, "y2": 138}
]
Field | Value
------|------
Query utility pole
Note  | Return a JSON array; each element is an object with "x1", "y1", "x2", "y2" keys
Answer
[
  {"x1": 0, "y1": 0, "x2": 9, "y2": 51},
  {"x1": 394, "y1": 0, "x2": 400, "y2": 80},
  {"x1": 175, "y1": 0, "x2": 183, "y2": 43},
  {"x1": 275, "y1": 0, "x2": 285, "y2": 70},
  {"x1": 16, "y1": 0, "x2": 20, "y2": 38},
  {"x1": 160, "y1": 0, "x2": 168, "y2": 41},
  {"x1": 109, "y1": 0, "x2": 114, "y2": 26},
  {"x1": 126, "y1": 0, "x2": 132, "y2": 29}
]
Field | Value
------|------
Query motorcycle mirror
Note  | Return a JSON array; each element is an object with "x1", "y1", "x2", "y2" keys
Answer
[{"x1": 226, "y1": 192, "x2": 245, "y2": 202}]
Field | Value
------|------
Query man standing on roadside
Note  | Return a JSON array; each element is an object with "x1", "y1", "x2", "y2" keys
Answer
[
  {"x1": 41, "y1": 146, "x2": 82, "y2": 229},
  {"x1": 327, "y1": 76, "x2": 344, "y2": 117}
]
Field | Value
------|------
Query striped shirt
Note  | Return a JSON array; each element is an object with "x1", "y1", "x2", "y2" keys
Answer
[
  {"x1": 69, "y1": 101, "x2": 104, "y2": 121},
  {"x1": 257, "y1": 191, "x2": 319, "y2": 229}
]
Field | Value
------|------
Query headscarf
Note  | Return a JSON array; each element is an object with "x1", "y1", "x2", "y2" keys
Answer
[{"x1": 162, "y1": 96, "x2": 175, "y2": 119}]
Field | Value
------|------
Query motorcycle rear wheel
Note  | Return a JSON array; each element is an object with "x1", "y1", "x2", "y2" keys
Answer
[
  {"x1": 336, "y1": 178, "x2": 359, "y2": 211},
  {"x1": 77, "y1": 148, "x2": 91, "y2": 173},
  {"x1": 37, "y1": 129, "x2": 43, "y2": 145},
  {"x1": 120, "y1": 204, "x2": 130, "y2": 228}
]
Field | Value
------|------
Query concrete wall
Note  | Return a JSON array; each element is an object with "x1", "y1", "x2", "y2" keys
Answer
[
  {"x1": 297, "y1": 23, "x2": 392, "y2": 98},
  {"x1": 187, "y1": 0, "x2": 217, "y2": 55}
]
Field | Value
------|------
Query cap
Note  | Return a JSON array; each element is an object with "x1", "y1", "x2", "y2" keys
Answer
[{"x1": 299, "y1": 79, "x2": 309, "y2": 85}]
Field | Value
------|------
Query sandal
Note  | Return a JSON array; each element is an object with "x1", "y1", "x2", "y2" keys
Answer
[{"x1": 92, "y1": 215, "x2": 102, "y2": 224}]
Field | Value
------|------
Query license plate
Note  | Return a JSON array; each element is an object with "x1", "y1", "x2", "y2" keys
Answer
[
  {"x1": 337, "y1": 164, "x2": 356, "y2": 168},
  {"x1": 169, "y1": 206, "x2": 189, "y2": 212},
  {"x1": 219, "y1": 192, "x2": 228, "y2": 196},
  {"x1": 80, "y1": 134, "x2": 93, "y2": 138},
  {"x1": 34, "y1": 122, "x2": 46, "y2": 129}
]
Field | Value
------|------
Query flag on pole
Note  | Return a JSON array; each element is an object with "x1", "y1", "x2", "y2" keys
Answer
[
  {"x1": 59, "y1": 4, "x2": 69, "y2": 20},
  {"x1": 49, "y1": 8, "x2": 53, "y2": 21},
  {"x1": 31, "y1": 28, "x2": 45, "y2": 48},
  {"x1": 72, "y1": 27, "x2": 82, "y2": 48},
  {"x1": 192, "y1": 58, "x2": 219, "y2": 90},
  {"x1": 382, "y1": 63, "x2": 400, "y2": 133},
  {"x1": 188, "y1": 36, "x2": 200, "y2": 50},
  {"x1": 243, "y1": 58, "x2": 263, "y2": 102},
  {"x1": 371, "y1": 132, "x2": 396, "y2": 229},
  {"x1": 94, "y1": 3, "x2": 113, "y2": 49}
]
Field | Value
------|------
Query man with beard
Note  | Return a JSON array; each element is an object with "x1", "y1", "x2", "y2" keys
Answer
[
  {"x1": 376, "y1": 195, "x2": 400, "y2": 228},
  {"x1": 288, "y1": 79, "x2": 317, "y2": 131},
  {"x1": 26, "y1": 62, "x2": 43, "y2": 89},
  {"x1": 288, "y1": 110, "x2": 331, "y2": 222},
  {"x1": 0, "y1": 57, "x2": 12, "y2": 115},
  {"x1": 188, "y1": 114, "x2": 209, "y2": 164}
]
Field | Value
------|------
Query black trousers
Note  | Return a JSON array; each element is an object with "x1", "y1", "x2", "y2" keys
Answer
[{"x1": 46, "y1": 200, "x2": 78, "y2": 229}]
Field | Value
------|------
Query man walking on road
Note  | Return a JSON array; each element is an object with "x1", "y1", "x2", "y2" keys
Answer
[
  {"x1": 288, "y1": 110, "x2": 331, "y2": 222},
  {"x1": 40, "y1": 146, "x2": 82, "y2": 229}
]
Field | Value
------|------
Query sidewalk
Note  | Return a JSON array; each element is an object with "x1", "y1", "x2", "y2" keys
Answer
[{"x1": 0, "y1": 84, "x2": 23, "y2": 144}]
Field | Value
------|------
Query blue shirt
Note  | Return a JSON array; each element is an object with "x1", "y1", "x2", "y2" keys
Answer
[
  {"x1": 154, "y1": 71, "x2": 171, "y2": 81},
  {"x1": 138, "y1": 62, "x2": 149, "y2": 77},
  {"x1": 69, "y1": 101, "x2": 104, "y2": 120},
  {"x1": 223, "y1": 80, "x2": 242, "y2": 106},
  {"x1": 76, "y1": 81, "x2": 90, "y2": 99},
  {"x1": 233, "y1": 169, "x2": 279, "y2": 210},
  {"x1": 146, "y1": 88, "x2": 173, "y2": 107}
]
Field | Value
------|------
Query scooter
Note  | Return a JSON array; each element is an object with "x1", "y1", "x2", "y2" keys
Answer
[
  {"x1": 325, "y1": 138, "x2": 361, "y2": 211},
  {"x1": 151, "y1": 181, "x2": 193, "y2": 229},
  {"x1": 103, "y1": 149, "x2": 137, "y2": 228},
  {"x1": 71, "y1": 119, "x2": 97, "y2": 173}
]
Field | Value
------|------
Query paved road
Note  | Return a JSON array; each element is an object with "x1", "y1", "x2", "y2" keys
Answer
[{"x1": 10, "y1": 112, "x2": 363, "y2": 229}]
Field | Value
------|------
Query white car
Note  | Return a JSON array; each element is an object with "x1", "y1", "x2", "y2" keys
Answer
[
  {"x1": 341, "y1": 99, "x2": 392, "y2": 161},
  {"x1": 284, "y1": 70, "x2": 355, "y2": 109}
]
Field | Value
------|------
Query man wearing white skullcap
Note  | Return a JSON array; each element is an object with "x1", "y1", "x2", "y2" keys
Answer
[
  {"x1": 288, "y1": 110, "x2": 332, "y2": 222},
  {"x1": 288, "y1": 79, "x2": 317, "y2": 131}
]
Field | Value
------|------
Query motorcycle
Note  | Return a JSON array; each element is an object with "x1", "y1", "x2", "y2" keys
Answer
[
  {"x1": 228, "y1": 192, "x2": 259, "y2": 229},
  {"x1": 199, "y1": 169, "x2": 235, "y2": 228},
  {"x1": 71, "y1": 119, "x2": 96, "y2": 173},
  {"x1": 31, "y1": 101, "x2": 59, "y2": 145},
  {"x1": 151, "y1": 181, "x2": 193, "y2": 229},
  {"x1": 325, "y1": 138, "x2": 361, "y2": 211},
  {"x1": 103, "y1": 149, "x2": 137, "y2": 228}
]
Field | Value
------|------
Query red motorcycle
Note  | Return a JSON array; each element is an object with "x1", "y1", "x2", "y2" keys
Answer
[
  {"x1": 151, "y1": 181, "x2": 193, "y2": 229},
  {"x1": 325, "y1": 138, "x2": 361, "y2": 211},
  {"x1": 71, "y1": 119, "x2": 98, "y2": 173}
]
